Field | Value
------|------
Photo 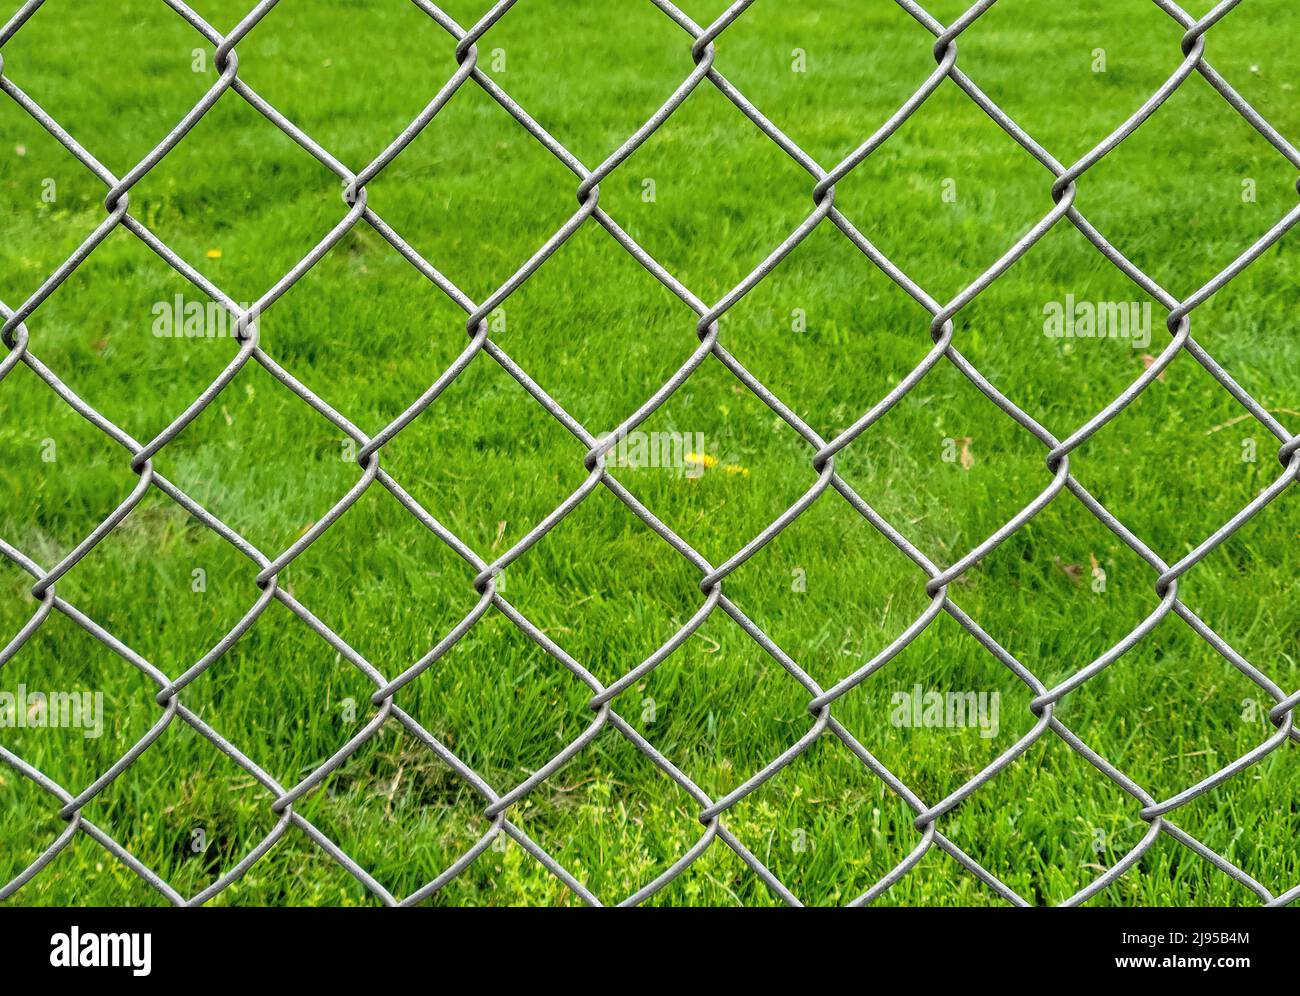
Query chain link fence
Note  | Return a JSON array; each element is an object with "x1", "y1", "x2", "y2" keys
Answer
[{"x1": 0, "y1": 0, "x2": 1297, "y2": 906}]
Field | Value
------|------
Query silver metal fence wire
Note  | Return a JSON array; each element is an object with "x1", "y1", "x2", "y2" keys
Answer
[{"x1": 1, "y1": 0, "x2": 1298, "y2": 907}]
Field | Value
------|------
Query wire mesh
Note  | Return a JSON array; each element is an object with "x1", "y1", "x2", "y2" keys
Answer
[{"x1": 0, "y1": 0, "x2": 1298, "y2": 906}]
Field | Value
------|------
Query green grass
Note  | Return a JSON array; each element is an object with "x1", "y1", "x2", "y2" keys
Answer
[{"x1": 1, "y1": 0, "x2": 1298, "y2": 906}]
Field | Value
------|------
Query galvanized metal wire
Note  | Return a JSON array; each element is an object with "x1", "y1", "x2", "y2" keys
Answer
[{"x1": 1, "y1": 0, "x2": 1298, "y2": 906}]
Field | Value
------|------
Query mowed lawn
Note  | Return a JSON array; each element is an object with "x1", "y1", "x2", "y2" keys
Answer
[{"x1": 0, "y1": 0, "x2": 1298, "y2": 905}]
